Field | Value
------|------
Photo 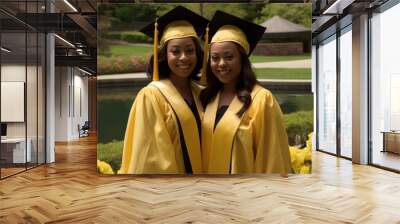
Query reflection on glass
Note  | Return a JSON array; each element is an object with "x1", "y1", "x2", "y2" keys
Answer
[
  {"x1": 1, "y1": 30, "x2": 27, "y2": 177},
  {"x1": 0, "y1": 0, "x2": 47, "y2": 178},
  {"x1": 318, "y1": 35, "x2": 337, "y2": 154},
  {"x1": 371, "y1": 3, "x2": 400, "y2": 171},
  {"x1": 340, "y1": 27, "x2": 352, "y2": 158},
  {"x1": 27, "y1": 31, "x2": 38, "y2": 169}
]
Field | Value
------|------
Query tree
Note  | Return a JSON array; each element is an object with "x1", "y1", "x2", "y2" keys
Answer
[
  {"x1": 256, "y1": 3, "x2": 312, "y2": 28},
  {"x1": 113, "y1": 4, "x2": 158, "y2": 23},
  {"x1": 156, "y1": 3, "x2": 251, "y2": 21},
  {"x1": 98, "y1": 15, "x2": 112, "y2": 56}
]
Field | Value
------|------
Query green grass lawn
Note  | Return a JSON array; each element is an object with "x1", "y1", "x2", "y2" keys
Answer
[
  {"x1": 250, "y1": 54, "x2": 311, "y2": 63},
  {"x1": 109, "y1": 44, "x2": 152, "y2": 57},
  {"x1": 255, "y1": 68, "x2": 311, "y2": 80}
]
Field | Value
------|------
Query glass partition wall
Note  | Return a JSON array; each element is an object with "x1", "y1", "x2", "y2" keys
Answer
[
  {"x1": 317, "y1": 34, "x2": 337, "y2": 155},
  {"x1": 0, "y1": 1, "x2": 46, "y2": 179},
  {"x1": 370, "y1": 2, "x2": 400, "y2": 171},
  {"x1": 339, "y1": 25, "x2": 352, "y2": 159},
  {"x1": 316, "y1": 24, "x2": 353, "y2": 159}
]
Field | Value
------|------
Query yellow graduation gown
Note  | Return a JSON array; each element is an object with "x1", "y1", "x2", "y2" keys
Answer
[
  {"x1": 118, "y1": 79, "x2": 203, "y2": 174},
  {"x1": 202, "y1": 85, "x2": 292, "y2": 174}
]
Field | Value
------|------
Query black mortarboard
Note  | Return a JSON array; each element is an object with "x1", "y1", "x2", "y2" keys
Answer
[
  {"x1": 208, "y1": 10, "x2": 266, "y2": 56},
  {"x1": 139, "y1": 6, "x2": 209, "y2": 82},
  {"x1": 140, "y1": 6, "x2": 209, "y2": 44}
]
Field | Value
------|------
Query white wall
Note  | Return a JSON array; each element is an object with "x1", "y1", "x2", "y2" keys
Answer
[
  {"x1": 1, "y1": 82, "x2": 25, "y2": 122},
  {"x1": 73, "y1": 72, "x2": 89, "y2": 137},
  {"x1": 55, "y1": 66, "x2": 69, "y2": 141},
  {"x1": 55, "y1": 67, "x2": 89, "y2": 141},
  {"x1": 1, "y1": 65, "x2": 25, "y2": 81},
  {"x1": 1, "y1": 65, "x2": 26, "y2": 138},
  {"x1": 1, "y1": 63, "x2": 45, "y2": 164}
]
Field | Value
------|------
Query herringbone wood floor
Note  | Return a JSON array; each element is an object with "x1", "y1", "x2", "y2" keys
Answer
[{"x1": 1, "y1": 135, "x2": 400, "y2": 223}]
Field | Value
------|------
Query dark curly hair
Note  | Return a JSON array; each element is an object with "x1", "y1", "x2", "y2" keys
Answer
[
  {"x1": 147, "y1": 37, "x2": 203, "y2": 81},
  {"x1": 200, "y1": 44, "x2": 258, "y2": 117}
]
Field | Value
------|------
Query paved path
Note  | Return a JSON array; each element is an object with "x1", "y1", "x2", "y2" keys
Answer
[
  {"x1": 97, "y1": 73, "x2": 147, "y2": 80},
  {"x1": 253, "y1": 59, "x2": 311, "y2": 69}
]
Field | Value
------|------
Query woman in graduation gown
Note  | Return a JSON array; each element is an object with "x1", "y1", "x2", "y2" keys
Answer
[
  {"x1": 200, "y1": 11, "x2": 292, "y2": 174},
  {"x1": 118, "y1": 6, "x2": 209, "y2": 174}
]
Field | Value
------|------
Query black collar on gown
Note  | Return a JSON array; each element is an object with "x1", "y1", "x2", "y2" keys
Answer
[
  {"x1": 214, "y1": 105, "x2": 229, "y2": 130},
  {"x1": 174, "y1": 99, "x2": 201, "y2": 174}
]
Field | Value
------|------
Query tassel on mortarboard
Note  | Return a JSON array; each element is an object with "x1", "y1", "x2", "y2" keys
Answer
[
  {"x1": 200, "y1": 24, "x2": 209, "y2": 86},
  {"x1": 153, "y1": 18, "x2": 159, "y2": 81}
]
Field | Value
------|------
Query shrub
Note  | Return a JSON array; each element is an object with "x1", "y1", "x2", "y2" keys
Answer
[
  {"x1": 104, "y1": 32, "x2": 121, "y2": 40},
  {"x1": 121, "y1": 32, "x2": 151, "y2": 43},
  {"x1": 104, "y1": 32, "x2": 152, "y2": 43},
  {"x1": 284, "y1": 110, "x2": 313, "y2": 146},
  {"x1": 280, "y1": 100, "x2": 300, "y2": 114},
  {"x1": 98, "y1": 56, "x2": 147, "y2": 74},
  {"x1": 97, "y1": 140, "x2": 124, "y2": 173}
]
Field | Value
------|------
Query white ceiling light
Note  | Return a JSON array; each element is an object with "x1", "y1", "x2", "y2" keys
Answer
[
  {"x1": 78, "y1": 67, "x2": 93, "y2": 76},
  {"x1": 323, "y1": 0, "x2": 355, "y2": 15},
  {"x1": 54, "y1": 34, "x2": 75, "y2": 48},
  {"x1": 1, "y1": 47, "x2": 11, "y2": 53},
  {"x1": 63, "y1": 0, "x2": 78, "y2": 12},
  {"x1": 76, "y1": 48, "x2": 86, "y2": 55}
]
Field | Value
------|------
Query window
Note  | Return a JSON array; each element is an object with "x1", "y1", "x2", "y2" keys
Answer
[
  {"x1": 317, "y1": 35, "x2": 337, "y2": 154},
  {"x1": 370, "y1": 2, "x2": 400, "y2": 171},
  {"x1": 339, "y1": 26, "x2": 352, "y2": 158}
]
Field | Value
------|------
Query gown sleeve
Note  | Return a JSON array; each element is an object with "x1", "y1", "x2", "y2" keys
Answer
[
  {"x1": 252, "y1": 90, "x2": 292, "y2": 173},
  {"x1": 118, "y1": 86, "x2": 181, "y2": 174}
]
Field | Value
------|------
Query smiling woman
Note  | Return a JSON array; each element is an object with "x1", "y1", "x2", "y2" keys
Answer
[
  {"x1": 167, "y1": 38, "x2": 197, "y2": 78},
  {"x1": 200, "y1": 10, "x2": 292, "y2": 174},
  {"x1": 117, "y1": 6, "x2": 209, "y2": 174},
  {"x1": 210, "y1": 41, "x2": 243, "y2": 86}
]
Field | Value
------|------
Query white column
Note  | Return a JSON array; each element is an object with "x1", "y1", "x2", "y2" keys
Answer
[
  {"x1": 46, "y1": 1, "x2": 55, "y2": 163},
  {"x1": 352, "y1": 14, "x2": 369, "y2": 164},
  {"x1": 46, "y1": 33, "x2": 55, "y2": 163}
]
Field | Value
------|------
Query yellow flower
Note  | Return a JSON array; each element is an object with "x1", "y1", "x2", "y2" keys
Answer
[
  {"x1": 299, "y1": 165, "x2": 311, "y2": 174},
  {"x1": 304, "y1": 132, "x2": 313, "y2": 162},
  {"x1": 290, "y1": 146, "x2": 306, "y2": 173},
  {"x1": 97, "y1": 160, "x2": 114, "y2": 174},
  {"x1": 289, "y1": 132, "x2": 313, "y2": 174}
]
